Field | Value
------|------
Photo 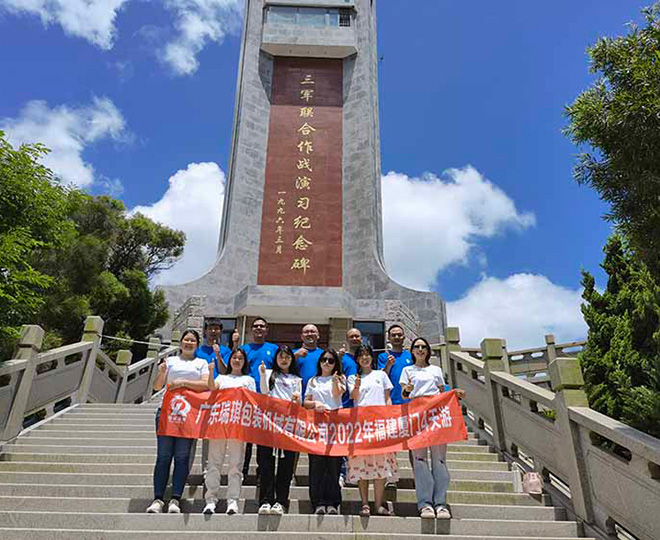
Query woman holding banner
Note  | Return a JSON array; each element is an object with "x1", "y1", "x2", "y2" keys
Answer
[
  {"x1": 400, "y1": 337, "x2": 465, "y2": 520},
  {"x1": 304, "y1": 348, "x2": 346, "y2": 515},
  {"x1": 203, "y1": 348, "x2": 256, "y2": 516},
  {"x1": 257, "y1": 345, "x2": 303, "y2": 515},
  {"x1": 347, "y1": 344, "x2": 399, "y2": 517},
  {"x1": 147, "y1": 329, "x2": 209, "y2": 514}
]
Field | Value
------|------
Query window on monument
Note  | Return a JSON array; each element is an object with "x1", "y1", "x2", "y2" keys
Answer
[
  {"x1": 267, "y1": 6, "x2": 297, "y2": 24},
  {"x1": 298, "y1": 7, "x2": 326, "y2": 27},
  {"x1": 328, "y1": 9, "x2": 340, "y2": 27},
  {"x1": 339, "y1": 8, "x2": 351, "y2": 27},
  {"x1": 354, "y1": 321, "x2": 385, "y2": 351}
]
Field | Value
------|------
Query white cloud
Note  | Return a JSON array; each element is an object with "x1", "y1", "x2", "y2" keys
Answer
[
  {"x1": 161, "y1": 0, "x2": 242, "y2": 75},
  {"x1": 132, "y1": 162, "x2": 225, "y2": 285},
  {"x1": 0, "y1": 0, "x2": 130, "y2": 49},
  {"x1": 382, "y1": 166, "x2": 536, "y2": 291},
  {"x1": 447, "y1": 273, "x2": 587, "y2": 350},
  {"x1": 1, "y1": 97, "x2": 128, "y2": 188}
]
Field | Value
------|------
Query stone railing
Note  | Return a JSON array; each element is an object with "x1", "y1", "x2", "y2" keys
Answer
[
  {"x1": 0, "y1": 318, "x2": 180, "y2": 447},
  {"x1": 437, "y1": 327, "x2": 660, "y2": 540}
]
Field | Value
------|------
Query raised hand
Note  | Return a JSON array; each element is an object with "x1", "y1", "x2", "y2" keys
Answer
[
  {"x1": 338, "y1": 342, "x2": 347, "y2": 357},
  {"x1": 158, "y1": 361, "x2": 168, "y2": 375},
  {"x1": 232, "y1": 329, "x2": 240, "y2": 346},
  {"x1": 212, "y1": 342, "x2": 220, "y2": 356},
  {"x1": 354, "y1": 374, "x2": 361, "y2": 389},
  {"x1": 296, "y1": 347, "x2": 308, "y2": 358},
  {"x1": 404, "y1": 381, "x2": 414, "y2": 394},
  {"x1": 259, "y1": 359, "x2": 266, "y2": 376},
  {"x1": 385, "y1": 354, "x2": 395, "y2": 369}
]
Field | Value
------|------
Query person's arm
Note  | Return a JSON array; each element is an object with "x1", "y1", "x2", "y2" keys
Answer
[
  {"x1": 385, "y1": 389, "x2": 392, "y2": 406},
  {"x1": 154, "y1": 360, "x2": 168, "y2": 391},
  {"x1": 259, "y1": 363, "x2": 269, "y2": 394},
  {"x1": 349, "y1": 375, "x2": 361, "y2": 400},
  {"x1": 383, "y1": 354, "x2": 395, "y2": 375},
  {"x1": 207, "y1": 366, "x2": 217, "y2": 391},
  {"x1": 400, "y1": 369, "x2": 414, "y2": 399},
  {"x1": 331, "y1": 373, "x2": 346, "y2": 397},
  {"x1": 170, "y1": 371, "x2": 210, "y2": 392},
  {"x1": 213, "y1": 343, "x2": 227, "y2": 373}
]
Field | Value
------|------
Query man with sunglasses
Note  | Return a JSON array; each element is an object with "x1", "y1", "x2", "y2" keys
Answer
[{"x1": 240, "y1": 317, "x2": 278, "y2": 480}]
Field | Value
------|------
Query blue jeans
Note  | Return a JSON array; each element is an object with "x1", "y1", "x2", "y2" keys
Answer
[
  {"x1": 411, "y1": 444, "x2": 450, "y2": 510},
  {"x1": 153, "y1": 409, "x2": 194, "y2": 500}
]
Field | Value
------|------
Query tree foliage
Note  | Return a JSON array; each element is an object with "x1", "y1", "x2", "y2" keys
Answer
[
  {"x1": 0, "y1": 131, "x2": 185, "y2": 359},
  {"x1": 580, "y1": 235, "x2": 660, "y2": 438}
]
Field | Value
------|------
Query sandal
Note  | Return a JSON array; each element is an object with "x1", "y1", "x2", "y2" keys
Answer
[
  {"x1": 376, "y1": 505, "x2": 391, "y2": 516},
  {"x1": 359, "y1": 504, "x2": 371, "y2": 517}
]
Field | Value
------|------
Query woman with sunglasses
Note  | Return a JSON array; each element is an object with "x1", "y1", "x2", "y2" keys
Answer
[
  {"x1": 147, "y1": 329, "x2": 209, "y2": 514},
  {"x1": 303, "y1": 348, "x2": 346, "y2": 515},
  {"x1": 256, "y1": 345, "x2": 303, "y2": 515},
  {"x1": 347, "y1": 344, "x2": 399, "y2": 517},
  {"x1": 400, "y1": 337, "x2": 465, "y2": 520},
  {"x1": 203, "y1": 348, "x2": 256, "y2": 516}
]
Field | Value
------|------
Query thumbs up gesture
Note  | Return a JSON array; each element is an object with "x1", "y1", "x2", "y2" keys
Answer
[{"x1": 259, "y1": 359, "x2": 266, "y2": 376}]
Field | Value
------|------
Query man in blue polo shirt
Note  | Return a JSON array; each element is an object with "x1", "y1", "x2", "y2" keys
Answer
[
  {"x1": 240, "y1": 316, "x2": 278, "y2": 479},
  {"x1": 196, "y1": 319, "x2": 235, "y2": 375},
  {"x1": 339, "y1": 327, "x2": 361, "y2": 407},
  {"x1": 378, "y1": 324, "x2": 413, "y2": 405},
  {"x1": 294, "y1": 324, "x2": 323, "y2": 397}
]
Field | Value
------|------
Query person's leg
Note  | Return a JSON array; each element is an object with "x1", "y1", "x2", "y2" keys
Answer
[
  {"x1": 411, "y1": 446, "x2": 433, "y2": 511},
  {"x1": 153, "y1": 434, "x2": 175, "y2": 500},
  {"x1": 308, "y1": 454, "x2": 322, "y2": 510},
  {"x1": 257, "y1": 445, "x2": 276, "y2": 506},
  {"x1": 326, "y1": 456, "x2": 343, "y2": 509},
  {"x1": 358, "y1": 480, "x2": 369, "y2": 506},
  {"x1": 430, "y1": 444, "x2": 450, "y2": 509},
  {"x1": 243, "y1": 442, "x2": 253, "y2": 479},
  {"x1": 188, "y1": 438, "x2": 198, "y2": 475},
  {"x1": 171, "y1": 437, "x2": 195, "y2": 500},
  {"x1": 274, "y1": 450, "x2": 297, "y2": 508},
  {"x1": 205, "y1": 439, "x2": 228, "y2": 505},
  {"x1": 373, "y1": 478, "x2": 386, "y2": 510},
  {"x1": 227, "y1": 440, "x2": 246, "y2": 503}
]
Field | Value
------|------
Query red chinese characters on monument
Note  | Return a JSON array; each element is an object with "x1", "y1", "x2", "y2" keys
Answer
[{"x1": 257, "y1": 57, "x2": 343, "y2": 287}]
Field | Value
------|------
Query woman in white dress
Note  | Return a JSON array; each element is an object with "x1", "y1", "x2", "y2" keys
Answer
[
  {"x1": 257, "y1": 345, "x2": 303, "y2": 515},
  {"x1": 203, "y1": 348, "x2": 256, "y2": 516},
  {"x1": 400, "y1": 337, "x2": 465, "y2": 520},
  {"x1": 347, "y1": 344, "x2": 399, "y2": 516}
]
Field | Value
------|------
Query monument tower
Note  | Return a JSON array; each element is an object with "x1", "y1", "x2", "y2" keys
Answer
[{"x1": 164, "y1": 0, "x2": 446, "y2": 347}]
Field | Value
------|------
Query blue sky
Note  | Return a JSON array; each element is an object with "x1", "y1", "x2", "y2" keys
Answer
[{"x1": 0, "y1": 1, "x2": 650, "y2": 347}]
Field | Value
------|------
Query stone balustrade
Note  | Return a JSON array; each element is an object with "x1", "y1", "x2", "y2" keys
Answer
[
  {"x1": 437, "y1": 327, "x2": 660, "y2": 540},
  {"x1": 0, "y1": 318, "x2": 180, "y2": 447}
]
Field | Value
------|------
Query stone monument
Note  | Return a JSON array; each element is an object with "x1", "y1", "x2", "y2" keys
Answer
[{"x1": 164, "y1": 0, "x2": 446, "y2": 347}]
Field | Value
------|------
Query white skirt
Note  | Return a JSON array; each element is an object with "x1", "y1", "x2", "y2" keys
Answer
[{"x1": 347, "y1": 452, "x2": 399, "y2": 482}]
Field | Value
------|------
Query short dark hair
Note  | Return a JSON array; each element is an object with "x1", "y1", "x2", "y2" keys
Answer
[
  {"x1": 410, "y1": 337, "x2": 432, "y2": 365},
  {"x1": 204, "y1": 318, "x2": 223, "y2": 330},
  {"x1": 180, "y1": 329, "x2": 201, "y2": 348},
  {"x1": 228, "y1": 348, "x2": 249, "y2": 375},
  {"x1": 252, "y1": 316, "x2": 268, "y2": 328},
  {"x1": 387, "y1": 324, "x2": 404, "y2": 335},
  {"x1": 270, "y1": 345, "x2": 299, "y2": 390},
  {"x1": 316, "y1": 348, "x2": 343, "y2": 377},
  {"x1": 354, "y1": 344, "x2": 377, "y2": 373}
]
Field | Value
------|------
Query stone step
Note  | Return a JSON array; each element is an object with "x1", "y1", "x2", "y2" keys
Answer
[
  {"x1": 0, "y1": 462, "x2": 513, "y2": 482},
  {"x1": 0, "y1": 473, "x2": 513, "y2": 493},
  {"x1": 0, "y1": 512, "x2": 581, "y2": 537},
  {"x1": 0, "y1": 530, "x2": 593, "y2": 540},
  {"x1": 0, "y1": 484, "x2": 547, "y2": 506},
  {"x1": 77, "y1": 404, "x2": 160, "y2": 410},
  {"x1": 0, "y1": 497, "x2": 564, "y2": 520}
]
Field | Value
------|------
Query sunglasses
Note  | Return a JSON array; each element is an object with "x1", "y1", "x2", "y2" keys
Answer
[
  {"x1": 320, "y1": 357, "x2": 336, "y2": 365},
  {"x1": 252, "y1": 324, "x2": 267, "y2": 329},
  {"x1": 412, "y1": 344, "x2": 428, "y2": 350}
]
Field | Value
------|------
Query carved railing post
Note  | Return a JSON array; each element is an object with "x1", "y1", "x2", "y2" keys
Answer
[
  {"x1": 145, "y1": 337, "x2": 163, "y2": 399},
  {"x1": 444, "y1": 327, "x2": 461, "y2": 388},
  {"x1": 545, "y1": 334, "x2": 557, "y2": 365},
  {"x1": 481, "y1": 338, "x2": 508, "y2": 452},
  {"x1": 114, "y1": 350, "x2": 132, "y2": 403},
  {"x1": 548, "y1": 357, "x2": 594, "y2": 524},
  {"x1": 1, "y1": 325, "x2": 44, "y2": 443},
  {"x1": 75, "y1": 316, "x2": 104, "y2": 404}
]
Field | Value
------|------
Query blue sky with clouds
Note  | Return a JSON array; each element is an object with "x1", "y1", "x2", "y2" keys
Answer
[{"x1": 0, "y1": 1, "x2": 650, "y2": 347}]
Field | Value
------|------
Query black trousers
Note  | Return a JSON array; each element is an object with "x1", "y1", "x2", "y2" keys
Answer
[
  {"x1": 257, "y1": 445, "x2": 298, "y2": 507},
  {"x1": 308, "y1": 454, "x2": 342, "y2": 509}
]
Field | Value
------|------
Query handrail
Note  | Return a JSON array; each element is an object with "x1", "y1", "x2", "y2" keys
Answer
[
  {"x1": 489, "y1": 371, "x2": 555, "y2": 408},
  {"x1": 37, "y1": 342, "x2": 93, "y2": 365},
  {"x1": 0, "y1": 359, "x2": 28, "y2": 377}
]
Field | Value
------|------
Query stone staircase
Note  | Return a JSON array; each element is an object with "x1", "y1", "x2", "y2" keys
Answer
[{"x1": 0, "y1": 402, "x2": 594, "y2": 540}]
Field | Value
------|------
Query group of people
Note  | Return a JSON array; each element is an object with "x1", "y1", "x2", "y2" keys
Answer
[{"x1": 147, "y1": 318, "x2": 464, "y2": 520}]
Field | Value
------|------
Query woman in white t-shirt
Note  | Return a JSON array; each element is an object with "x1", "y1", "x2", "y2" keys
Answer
[
  {"x1": 347, "y1": 344, "x2": 399, "y2": 517},
  {"x1": 256, "y1": 345, "x2": 303, "y2": 515},
  {"x1": 304, "y1": 348, "x2": 347, "y2": 515},
  {"x1": 400, "y1": 337, "x2": 465, "y2": 520},
  {"x1": 147, "y1": 329, "x2": 210, "y2": 515},
  {"x1": 203, "y1": 348, "x2": 256, "y2": 516}
]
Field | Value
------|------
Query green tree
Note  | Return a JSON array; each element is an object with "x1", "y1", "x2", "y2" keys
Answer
[
  {"x1": 580, "y1": 235, "x2": 660, "y2": 438},
  {"x1": 0, "y1": 132, "x2": 73, "y2": 358},
  {"x1": 564, "y1": 3, "x2": 660, "y2": 271}
]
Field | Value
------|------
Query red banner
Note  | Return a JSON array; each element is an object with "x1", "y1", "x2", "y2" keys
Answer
[{"x1": 158, "y1": 388, "x2": 467, "y2": 456}]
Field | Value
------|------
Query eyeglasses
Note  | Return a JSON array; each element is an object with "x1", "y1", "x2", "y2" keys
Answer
[
  {"x1": 412, "y1": 344, "x2": 428, "y2": 350},
  {"x1": 320, "y1": 357, "x2": 336, "y2": 365},
  {"x1": 252, "y1": 324, "x2": 266, "y2": 329}
]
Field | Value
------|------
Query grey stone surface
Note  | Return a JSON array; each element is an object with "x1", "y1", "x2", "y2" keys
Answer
[{"x1": 161, "y1": 0, "x2": 446, "y2": 342}]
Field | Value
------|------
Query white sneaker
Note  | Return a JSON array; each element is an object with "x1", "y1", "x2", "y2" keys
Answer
[
  {"x1": 167, "y1": 499, "x2": 181, "y2": 514},
  {"x1": 420, "y1": 506, "x2": 435, "y2": 519},
  {"x1": 270, "y1": 503, "x2": 284, "y2": 515},
  {"x1": 146, "y1": 499, "x2": 165, "y2": 513},
  {"x1": 326, "y1": 505, "x2": 339, "y2": 515},
  {"x1": 258, "y1": 503, "x2": 271, "y2": 515},
  {"x1": 314, "y1": 506, "x2": 326, "y2": 515},
  {"x1": 226, "y1": 499, "x2": 239, "y2": 515},
  {"x1": 435, "y1": 506, "x2": 451, "y2": 520},
  {"x1": 338, "y1": 476, "x2": 345, "y2": 489},
  {"x1": 202, "y1": 502, "x2": 216, "y2": 515}
]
